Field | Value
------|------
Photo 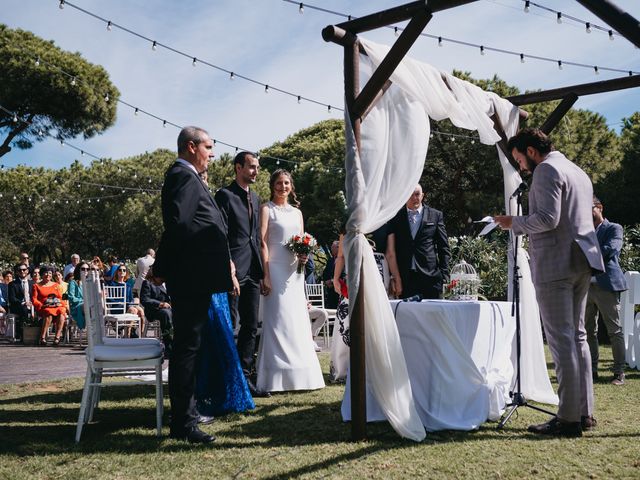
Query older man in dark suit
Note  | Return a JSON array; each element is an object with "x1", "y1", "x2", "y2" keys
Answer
[
  {"x1": 585, "y1": 196, "x2": 628, "y2": 385},
  {"x1": 215, "y1": 151, "x2": 268, "y2": 397},
  {"x1": 154, "y1": 126, "x2": 239, "y2": 444},
  {"x1": 495, "y1": 128, "x2": 604, "y2": 437},
  {"x1": 8, "y1": 264, "x2": 34, "y2": 341},
  {"x1": 386, "y1": 185, "x2": 451, "y2": 300}
]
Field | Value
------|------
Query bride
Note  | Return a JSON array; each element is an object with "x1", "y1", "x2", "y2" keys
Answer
[{"x1": 256, "y1": 169, "x2": 325, "y2": 392}]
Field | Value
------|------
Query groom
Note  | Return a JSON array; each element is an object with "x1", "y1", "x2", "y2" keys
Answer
[
  {"x1": 215, "y1": 151, "x2": 270, "y2": 397},
  {"x1": 155, "y1": 126, "x2": 239, "y2": 444}
]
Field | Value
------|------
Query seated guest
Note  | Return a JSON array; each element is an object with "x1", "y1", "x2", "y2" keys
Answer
[
  {"x1": 322, "y1": 241, "x2": 340, "y2": 309},
  {"x1": 31, "y1": 266, "x2": 41, "y2": 284},
  {"x1": 32, "y1": 266, "x2": 66, "y2": 346},
  {"x1": 63, "y1": 254, "x2": 80, "y2": 281},
  {"x1": 3, "y1": 270, "x2": 14, "y2": 285},
  {"x1": 104, "y1": 255, "x2": 119, "y2": 282},
  {"x1": 0, "y1": 278, "x2": 7, "y2": 318},
  {"x1": 308, "y1": 301, "x2": 328, "y2": 352},
  {"x1": 106, "y1": 263, "x2": 145, "y2": 335},
  {"x1": 133, "y1": 249, "x2": 155, "y2": 298},
  {"x1": 67, "y1": 262, "x2": 90, "y2": 329},
  {"x1": 140, "y1": 267, "x2": 173, "y2": 356},
  {"x1": 54, "y1": 270, "x2": 70, "y2": 318},
  {"x1": 8, "y1": 263, "x2": 34, "y2": 342}
]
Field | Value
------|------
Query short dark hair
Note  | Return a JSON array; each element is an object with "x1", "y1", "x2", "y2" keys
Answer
[
  {"x1": 507, "y1": 128, "x2": 554, "y2": 155},
  {"x1": 233, "y1": 151, "x2": 256, "y2": 168},
  {"x1": 593, "y1": 195, "x2": 603, "y2": 207},
  {"x1": 74, "y1": 262, "x2": 90, "y2": 281}
]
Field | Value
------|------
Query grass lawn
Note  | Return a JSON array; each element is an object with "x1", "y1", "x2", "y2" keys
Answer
[{"x1": 1, "y1": 348, "x2": 638, "y2": 479}]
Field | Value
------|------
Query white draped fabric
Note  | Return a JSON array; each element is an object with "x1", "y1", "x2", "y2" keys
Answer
[
  {"x1": 342, "y1": 38, "x2": 558, "y2": 440},
  {"x1": 343, "y1": 300, "x2": 515, "y2": 430}
]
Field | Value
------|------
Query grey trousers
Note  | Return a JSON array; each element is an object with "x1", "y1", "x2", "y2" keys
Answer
[
  {"x1": 535, "y1": 271, "x2": 594, "y2": 423},
  {"x1": 309, "y1": 307, "x2": 328, "y2": 338},
  {"x1": 585, "y1": 283, "x2": 626, "y2": 375}
]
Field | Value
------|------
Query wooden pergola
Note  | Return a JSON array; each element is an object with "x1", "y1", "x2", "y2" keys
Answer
[{"x1": 322, "y1": 0, "x2": 640, "y2": 440}]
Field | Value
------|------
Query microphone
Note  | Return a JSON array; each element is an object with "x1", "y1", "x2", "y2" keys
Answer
[
  {"x1": 509, "y1": 182, "x2": 528, "y2": 199},
  {"x1": 402, "y1": 294, "x2": 423, "y2": 303}
]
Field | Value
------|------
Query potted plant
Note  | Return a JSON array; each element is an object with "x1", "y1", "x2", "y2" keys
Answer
[{"x1": 22, "y1": 314, "x2": 41, "y2": 345}]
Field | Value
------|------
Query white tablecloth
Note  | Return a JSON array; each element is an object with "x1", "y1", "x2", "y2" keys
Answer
[{"x1": 343, "y1": 299, "x2": 555, "y2": 431}]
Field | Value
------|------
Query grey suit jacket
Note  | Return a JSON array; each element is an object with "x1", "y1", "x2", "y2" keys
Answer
[{"x1": 511, "y1": 151, "x2": 604, "y2": 284}]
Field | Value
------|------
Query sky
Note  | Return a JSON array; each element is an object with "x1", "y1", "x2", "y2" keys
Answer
[{"x1": 1, "y1": 0, "x2": 639, "y2": 170}]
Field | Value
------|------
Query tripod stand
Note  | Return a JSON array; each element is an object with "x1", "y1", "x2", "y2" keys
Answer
[{"x1": 497, "y1": 188, "x2": 554, "y2": 429}]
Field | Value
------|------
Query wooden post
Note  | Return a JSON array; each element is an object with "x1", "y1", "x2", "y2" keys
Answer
[{"x1": 540, "y1": 94, "x2": 578, "y2": 135}]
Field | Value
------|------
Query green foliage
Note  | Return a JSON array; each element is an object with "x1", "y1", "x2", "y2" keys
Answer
[
  {"x1": 620, "y1": 225, "x2": 640, "y2": 273},
  {"x1": 0, "y1": 24, "x2": 118, "y2": 157},
  {"x1": 449, "y1": 232, "x2": 509, "y2": 300},
  {"x1": 598, "y1": 112, "x2": 640, "y2": 226}
]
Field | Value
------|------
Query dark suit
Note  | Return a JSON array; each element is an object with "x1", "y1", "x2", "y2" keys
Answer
[
  {"x1": 154, "y1": 160, "x2": 233, "y2": 435},
  {"x1": 585, "y1": 219, "x2": 628, "y2": 375},
  {"x1": 389, "y1": 205, "x2": 451, "y2": 299},
  {"x1": 0, "y1": 283, "x2": 8, "y2": 311},
  {"x1": 215, "y1": 181, "x2": 263, "y2": 378},
  {"x1": 140, "y1": 279, "x2": 173, "y2": 347},
  {"x1": 8, "y1": 278, "x2": 34, "y2": 340}
]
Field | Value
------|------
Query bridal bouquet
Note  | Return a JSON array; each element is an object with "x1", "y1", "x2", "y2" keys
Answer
[{"x1": 285, "y1": 232, "x2": 318, "y2": 274}]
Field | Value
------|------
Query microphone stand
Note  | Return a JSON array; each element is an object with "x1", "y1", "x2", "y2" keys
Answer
[{"x1": 497, "y1": 187, "x2": 554, "y2": 429}]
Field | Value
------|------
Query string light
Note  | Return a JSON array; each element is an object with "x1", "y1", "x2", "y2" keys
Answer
[
  {"x1": 229, "y1": 72, "x2": 234, "y2": 80},
  {"x1": 609, "y1": 30, "x2": 614, "y2": 41},
  {"x1": 480, "y1": 46, "x2": 485, "y2": 56},
  {"x1": 438, "y1": 36, "x2": 442, "y2": 47},
  {"x1": 327, "y1": 105, "x2": 332, "y2": 113},
  {"x1": 134, "y1": 108, "x2": 139, "y2": 116},
  {"x1": 520, "y1": 53, "x2": 525, "y2": 64},
  {"x1": 524, "y1": 1, "x2": 530, "y2": 13},
  {"x1": 556, "y1": 12, "x2": 562, "y2": 24},
  {"x1": 35, "y1": 57, "x2": 40, "y2": 67},
  {"x1": 71, "y1": 76, "x2": 76, "y2": 86},
  {"x1": 106, "y1": 21, "x2": 112, "y2": 31},
  {"x1": 558, "y1": 60, "x2": 563, "y2": 70},
  {"x1": 151, "y1": 40, "x2": 157, "y2": 51},
  {"x1": 104, "y1": 93, "x2": 109, "y2": 102},
  {"x1": 59, "y1": 0, "x2": 64, "y2": 9},
  {"x1": 594, "y1": 66, "x2": 599, "y2": 75},
  {"x1": 298, "y1": 2, "x2": 304, "y2": 14},
  {"x1": 297, "y1": 95, "x2": 301, "y2": 104},
  {"x1": 265, "y1": 85, "x2": 269, "y2": 94},
  {"x1": 192, "y1": 57, "x2": 197, "y2": 67},
  {"x1": 394, "y1": 27, "x2": 399, "y2": 37},
  {"x1": 12, "y1": 113, "x2": 18, "y2": 123},
  {"x1": 586, "y1": 22, "x2": 591, "y2": 34}
]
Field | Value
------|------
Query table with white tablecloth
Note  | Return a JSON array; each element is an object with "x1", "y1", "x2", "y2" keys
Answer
[{"x1": 342, "y1": 299, "x2": 558, "y2": 431}]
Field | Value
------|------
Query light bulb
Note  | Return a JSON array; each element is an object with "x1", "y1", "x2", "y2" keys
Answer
[
  {"x1": 152, "y1": 41, "x2": 157, "y2": 51},
  {"x1": 265, "y1": 85, "x2": 269, "y2": 93},
  {"x1": 71, "y1": 77, "x2": 76, "y2": 86},
  {"x1": 59, "y1": 0, "x2": 64, "y2": 9},
  {"x1": 192, "y1": 57, "x2": 197, "y2": 67},
  {"x1": 438, "y1": 36, "x2": 442, "y2": 47},
  {"x1": 35, "y1": 57, "x2": 40, "y2": 67},
  {"x1": 299, "y1": 3, "x2": 304, "y2": 14},
  {"x1": 107, "y1": 21, "x2": 112, "y2": 31},
  {"x1": 557, "y1": 12, "x2": 562, "y2": 24},
  {"x1": 609, "y1": 30, "x2": 614, "y2": 41},
  {"x1": 104, "y1": 93, "x2": 110, "y2": 102},
  {"x1": 480, "y1": 46, "x2": 485, "y2": 56},
  {"x1": 520, "y1": 53, "x2": 525, "y2": 63},
  {"x1": 134, "y1": 108, "x2": 139, "y2": 116},
  {"x1": 524, "y1": 1, "x2": 530, "y2": 13},
  {"x1": 12, "y1": 114, "x2": 18, "y2": 123},
  {"x1": 394, "y1": 27, "x2": 399, "y2": 37},
  {"x1": 327, "y1": 105, "x2": 331, "y2": 113},
  {"x1": 558, "y1": 60, "x2": 563, "y2": 70},
  {"x1": 594, "y1": 66, "x2": 599, "y2": 75},
  {"x1": 297, "y1": 96, "x2": 301, "y2": 104},
  {"x1": 586, "y1": 22, "x2": 591, "y2": 34},
  {"x1": 163, "y1": 120, "x2": 167, "y2": 128},
  {"x1": 229, "y1": 72, "x2": 234, "y2": 80}
]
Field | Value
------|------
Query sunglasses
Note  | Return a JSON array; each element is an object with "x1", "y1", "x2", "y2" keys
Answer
[
  {"x1": 80, "y1": 267, "x2": 90, "y2": 271},
  {"x1": 18, "y1": 268, "x2": 28, "y2": 272},
  {"x1": 118, "y1": 268, "x2": 127, "y2": 272}
]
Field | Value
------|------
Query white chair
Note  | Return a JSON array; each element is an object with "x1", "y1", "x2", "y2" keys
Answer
[
  {"x1": 104, "y1": 284, "x2": 140, "y2": 338},
  {"x1": 75, "y1": 272, "x2": 164, "y2": 443},
  {"x1": 305, "y1": 283, "x2": 336, "y2": 348}
]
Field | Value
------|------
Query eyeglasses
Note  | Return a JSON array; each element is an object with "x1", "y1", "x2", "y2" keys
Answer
[{"x1": 80, "y1": 267, "x2": 90, "y2": 271}]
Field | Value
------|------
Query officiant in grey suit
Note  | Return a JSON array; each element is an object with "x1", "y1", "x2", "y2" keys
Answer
[{"x1": 495, "y1": 128, "x2": 604, "y2": 437}]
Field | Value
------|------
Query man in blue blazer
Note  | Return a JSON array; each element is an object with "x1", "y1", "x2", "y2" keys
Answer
[
  {"x1": 585, "y1": 196, "x2": 628, "y2": 385},
  {"x1": 155, "y1": 126, "x2": 239, "y2": 444}
]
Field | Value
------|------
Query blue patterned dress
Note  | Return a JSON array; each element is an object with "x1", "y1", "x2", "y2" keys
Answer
[{"x1": 196, "y1": 293, "x2": 255, "y2": 416}]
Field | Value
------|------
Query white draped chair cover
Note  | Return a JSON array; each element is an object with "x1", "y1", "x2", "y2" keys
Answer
[{"x1": 341, "y1": 38, "x2": 557, "y2": 441}]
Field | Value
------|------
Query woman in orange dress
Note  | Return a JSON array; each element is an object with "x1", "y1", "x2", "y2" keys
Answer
[{"x1": 32, "y1": 266, "x2": 66, "y2": 346}]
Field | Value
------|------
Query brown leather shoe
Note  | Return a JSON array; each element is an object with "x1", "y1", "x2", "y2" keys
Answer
[
  {"x1": 581, "y1": 415, "x2": 597, "y2": 431},
  {"x1": 527, "y1": 417, "x2": 582, "y2": 437}
]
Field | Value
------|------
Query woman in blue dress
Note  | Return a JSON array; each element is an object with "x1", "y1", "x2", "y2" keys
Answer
[{"x1": 196, "y1": 292, "x2": 255, "y2": 416}]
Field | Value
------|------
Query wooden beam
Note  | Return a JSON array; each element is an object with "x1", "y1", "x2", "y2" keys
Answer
[
  {"x1": 507, "y1": 75, "x2": 640, "y2": 105},
  {"x1": 352, "y1": 9, "x2": 433, "y2": 119},
  {"x1": 336, "y1": 0, "x2": 479, "y2": 34},
  {"x1": 540, "y1": 94, "x2": 579, "y2": 135},
  {"x1": 576, "y1": 0, "x2": 640, "y2": 49}
]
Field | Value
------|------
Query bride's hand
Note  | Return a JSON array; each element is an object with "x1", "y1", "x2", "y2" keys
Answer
[
  {"x1": 260, "y1": 277, "x2": 272, "y2": 296},
  {"x1": 297, "y1": 253, "x2": 308, "y2": 264}
]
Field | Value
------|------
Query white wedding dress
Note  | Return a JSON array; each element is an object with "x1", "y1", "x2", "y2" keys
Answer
[{"x1": 256, "y1": 201, "x2": 325, "y2": 392}]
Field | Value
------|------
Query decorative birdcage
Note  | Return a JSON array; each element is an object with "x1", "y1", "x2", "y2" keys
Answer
[{"x1": 444, "y1": 260, "x2": 481, "y2": 301}]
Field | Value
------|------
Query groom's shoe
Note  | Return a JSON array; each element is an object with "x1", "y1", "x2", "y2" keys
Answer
[
  {"x1": 527, "y1": 417, "x2": 582, "y2": 437},
  {"x1": 247, "y1": 379, "x2": 271, "y2": 398},
  {"x1": 170, "y1": 426, "x2": 216, "y2": 444},
  {"x1": 197, "y1": 414, "x2": 215, "y2": 425}
]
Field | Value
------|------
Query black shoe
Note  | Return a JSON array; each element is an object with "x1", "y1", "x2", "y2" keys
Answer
[
  {"x1": 170, "y1": 426, "x2": 215, "y2": 444},
  {"x1": 527, "y1": 417, "x2": 582, "y2": 437},
  {"x1": 592, "y1": 370, "x2": 599, "y2": 381},
  {"x1": 246, "y1": 378, "x2": 271, "y2": 398},
  {"x1": 581, "y1": 415, "x2": 597, "y2": 431},
  {"x1": 611, "y1": 373, "x2": 625, "y2": 386},
  {"x1": 197, "y1": 414, "x2": 215, "y2": 425}
]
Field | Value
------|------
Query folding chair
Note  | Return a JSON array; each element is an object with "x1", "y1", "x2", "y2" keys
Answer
[
  {"x1": 104, "y1": 284, "x2": 140, "y2": 338},
  {"x1": 75, "y1": 272, "x2": 163, "y2": 443},
  {"x1": 305, "y1": 283, "x2": 336, "y2": 348}
]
